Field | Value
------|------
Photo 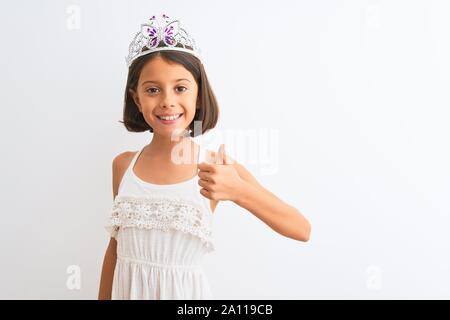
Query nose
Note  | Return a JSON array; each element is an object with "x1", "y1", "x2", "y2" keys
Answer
[{"x1": 160, "y1": 91, "x2": 176, "y2": 109}]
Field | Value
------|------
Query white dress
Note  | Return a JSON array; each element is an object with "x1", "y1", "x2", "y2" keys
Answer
[{"x1": 105, "y1": 144, "x2": 215, "y2": 300}]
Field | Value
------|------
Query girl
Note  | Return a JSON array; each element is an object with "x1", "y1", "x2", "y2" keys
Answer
[{"x1": 98, "y1": 14, "x2": 311, "y2": 300}]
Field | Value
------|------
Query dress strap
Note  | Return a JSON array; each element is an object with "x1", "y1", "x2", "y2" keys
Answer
[{"x1": 128, "y1": 146, "x2": 145, "y2": 173}]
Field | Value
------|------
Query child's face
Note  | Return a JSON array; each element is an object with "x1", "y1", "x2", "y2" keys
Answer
[{"x1": 131, "y1": 56, "x2": 198, "y2": 138}]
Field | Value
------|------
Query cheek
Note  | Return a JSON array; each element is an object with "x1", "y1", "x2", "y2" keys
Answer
[
  {"x1": 183, "y1": 96, "x2": 198, "y2": 114},
  {"x1": 185, "y1": 104, "x2": 198, "y2": 119},
  {"x1": 138, "y1": 96, "x2": 153, "y2": 109},
  {"x1": 182, "y1": 111, "x2": 195, "y2": 124}
]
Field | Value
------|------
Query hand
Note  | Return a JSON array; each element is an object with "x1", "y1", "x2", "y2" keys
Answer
[{"x1": 197, "y1": 144, "x2": 246, "y2": 202}]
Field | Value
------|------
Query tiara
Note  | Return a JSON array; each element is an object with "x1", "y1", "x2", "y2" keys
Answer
[{"x1": 125, "y1": 14, "x2": 202, "y2": 67}]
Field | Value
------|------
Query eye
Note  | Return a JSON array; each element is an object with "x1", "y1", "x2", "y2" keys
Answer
[
  {"x1": 145, "y1": 86, "x2": 187, "y2": 95},
  {"x1": 146, "y1": 87, "x2": 159, "y2": 94},
  {"x1": 176, "y1": 86, "x2": 187, "y2": 93}
]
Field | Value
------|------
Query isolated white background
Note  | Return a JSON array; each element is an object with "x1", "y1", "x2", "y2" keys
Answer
[{"x1": 1, "y1": 0, "x2": 449, "y2": 299}]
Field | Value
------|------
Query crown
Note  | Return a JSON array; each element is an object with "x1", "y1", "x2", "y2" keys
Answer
[{"x1": 125, "y1": 14, "x2": 202, "y2": 67}]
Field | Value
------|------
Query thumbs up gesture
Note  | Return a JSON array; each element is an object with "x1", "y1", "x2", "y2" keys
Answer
[
  {"x1": 197, "y1": 144, "x2": 245, "y2": 202},
  {"x1": 217, "y1": 143, "x2": 232, "y2": 165}
]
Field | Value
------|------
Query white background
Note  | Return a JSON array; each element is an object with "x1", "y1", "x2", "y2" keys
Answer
[{"x1": 1, "y1": 0, "x2": 449, "y2": 299}]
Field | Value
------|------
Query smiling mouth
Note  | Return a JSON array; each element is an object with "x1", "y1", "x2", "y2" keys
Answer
[{"x1": 156, "y1": 113, "x2": 183, "y2": 120}]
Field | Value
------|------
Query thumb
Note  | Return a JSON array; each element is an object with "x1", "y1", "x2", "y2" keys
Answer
[{"x1": 218, "y1": 144, "x2": 229, "y2": 165}]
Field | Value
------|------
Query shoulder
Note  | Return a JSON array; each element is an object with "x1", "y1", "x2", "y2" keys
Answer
[
  {"x1": 112, "y1": 150, "x2": 137, "y2": 170},
  {"x1": 111, "y1": 151, "x2": 137, "y2": 199}
]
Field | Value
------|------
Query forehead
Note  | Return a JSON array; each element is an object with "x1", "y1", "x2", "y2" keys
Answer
[{"x1": 139, "y1": 56, "x2": 195, "y2": 83}]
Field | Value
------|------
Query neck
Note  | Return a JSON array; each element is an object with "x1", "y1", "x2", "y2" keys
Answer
[{"x1": 147, "y1": 132, "x2": 196, "y2": 163}]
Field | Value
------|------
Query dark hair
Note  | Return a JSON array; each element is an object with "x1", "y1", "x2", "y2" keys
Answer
[{"x1": 119, "y1": 44, "x2": 219, "y2": 137}]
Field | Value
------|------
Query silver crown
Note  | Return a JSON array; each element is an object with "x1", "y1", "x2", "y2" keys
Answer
[{"x1": 125, "y1": 14, "x2": 202, "y2": 67}]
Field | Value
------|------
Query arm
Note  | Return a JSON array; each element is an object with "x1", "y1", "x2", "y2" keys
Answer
[
  {"x1": 98, "y1": 153, "x2": 129, "y2": 299},
  {"x1": 232, "y1": 160, "x2": 311, "y2": 242},
  {"x1": 203, "y1": 148, "x2": 311, "y2": 242},
  {"x1": 98, "y1": 238, "x2": 117, "y2": 299}
]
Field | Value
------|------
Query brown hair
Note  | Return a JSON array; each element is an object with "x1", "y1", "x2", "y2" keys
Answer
[{"x1": 119, "y1": 43, "x2": 219, "y2": 137}]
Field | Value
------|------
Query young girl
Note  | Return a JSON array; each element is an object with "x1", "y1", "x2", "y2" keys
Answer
[{"x1": 98, "y1": 14, "x2": 311, "y2": 300}]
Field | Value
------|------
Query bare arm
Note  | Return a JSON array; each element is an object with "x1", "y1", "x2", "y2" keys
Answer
[
  {"x1": 206, "y1": 150, "x2": 311, "y2": 242},
  {"x1": 98, "y1": 152, "x2": 131, "y2": 299},
  {"x1": 98, "y1": 237, "x2": 117, "y2": 299},
  {"x1": 232, "y1": 159, "x2": 311, "y2": 242}
]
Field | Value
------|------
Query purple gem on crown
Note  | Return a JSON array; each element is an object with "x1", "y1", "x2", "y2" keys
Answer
[{"x1": 126, "y1": 13, "x2": 201, "y2": 67}]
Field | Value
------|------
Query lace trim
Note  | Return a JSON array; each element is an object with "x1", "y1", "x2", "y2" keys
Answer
[{"x1": 105, "y1": 195, "x2": 214, "y2": 251}]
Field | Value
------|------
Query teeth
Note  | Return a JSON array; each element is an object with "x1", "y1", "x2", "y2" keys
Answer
[{"x1": 159, "y1": 114, "x2": 182, "y2": 120}]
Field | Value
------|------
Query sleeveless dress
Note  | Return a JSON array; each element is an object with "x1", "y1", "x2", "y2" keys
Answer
[{"x1": 105, "y1": 144, "x2": 215, "y2": 300}]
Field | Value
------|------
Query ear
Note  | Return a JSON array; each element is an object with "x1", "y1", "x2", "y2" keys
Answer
[{"x1": 129, "y1": 89, "x2": 141, "y2": 112}]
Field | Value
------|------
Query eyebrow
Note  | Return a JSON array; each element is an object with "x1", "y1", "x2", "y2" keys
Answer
[{"x1": 141, "y1": 78, "x2": 191, "y2": 86}]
